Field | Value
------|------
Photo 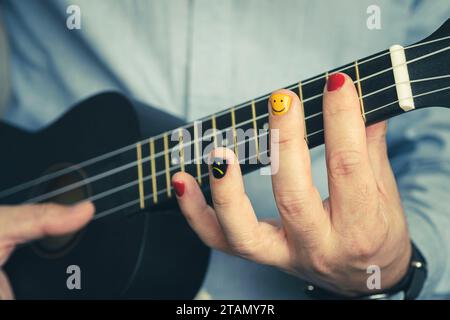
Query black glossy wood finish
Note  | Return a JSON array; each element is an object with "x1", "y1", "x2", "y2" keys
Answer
[{"x1": 1, "y1": 93, "x2": 210, "y2": 299}]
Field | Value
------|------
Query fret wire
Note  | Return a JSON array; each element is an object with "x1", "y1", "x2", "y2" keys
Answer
[
  {"x1": 155, "y1": 86, "x2": 450, "y2": 190},
  {"x1": 93, "y1": 147, "x2": 272, "y2": 221},
  {"x1": 163, "y1": 133, "x2": 172, "y2": 197},
  {"x1": 149, "y1": 138, "x2": 158, "y2": 204},
  {"x1": 149, "y1": 45, "x2": 445, "y2": 147},
  {"x1": 194, "y1": 121, "x2": 202, "y2": 185},
  {"x1": 92, "y1": 121, "x2": 325, "y2": 209},
  {"x1": 29, "y1": 109, "x2": 286, "y2": 204},
  {"x1": 90, "y1": 120, "x2": 327, "y2": 211},
  {"x1": 37, "y1": 59, "x2": 388, "y2": 201},
  {"x1": 178, "y1": 128, "x2": 185, "y2": 172},
  {"x1": 80, "y1": 86, "x2": 450, "y2": 217},
  {"x1": 109, "y1": 90, "x2": 426, "y2": 202},
  {"x1": 93, "y1": 96, "x2": 398, "y2": 217},
  {"x1": 21, "y1": 76, "x2": 438, "y2": 205},
  {"x1": 19, "y1": 76, "x2": 420, "y2": 206},
  {"x1": 136, "y1": 142, "x2": 145, "y2": 209},
  {"x1": 354, "y1": 60, "x2": 367, "y2": 122},
  {"x1": 298, "y1": 81, "x2": 308, "y2": 144},
  {"x1": 94, "y1": 119, "x2": 336, "y2": 220},
  {"x1": 173, "y1": 39, "x2": 444, "y2": 127},
  {"x1": 251, "y1": 100, "x2": 260, "y2": 161},
  {"x1": 211, "y1": 114, "x2": 218, "y2": 148},
  {"x1": 6, "y1": 43, "x2": 450, "y2": 202},
  {"x1": 231, "y1": 107, "x2": 238, "y2": 155},
  {"x1": 6, "y1": 37, "x2": 449, "y2": 200}
]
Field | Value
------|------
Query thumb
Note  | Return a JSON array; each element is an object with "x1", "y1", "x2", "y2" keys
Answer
[{"x1": 0, "y1": 201, "x2": 94, "y2": 245}]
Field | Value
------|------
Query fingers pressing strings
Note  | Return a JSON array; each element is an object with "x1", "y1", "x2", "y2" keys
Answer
[{"x1": 173, "y1": 148, "x2": 291, "y2": 266}]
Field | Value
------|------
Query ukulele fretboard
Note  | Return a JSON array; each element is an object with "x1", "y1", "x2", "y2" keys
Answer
[{"x1": 132, "y1": 48, "x2": 407, "y2": 209}]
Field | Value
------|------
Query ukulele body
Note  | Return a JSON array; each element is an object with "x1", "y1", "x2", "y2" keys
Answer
[{"x1": 0, "y1": 92, "x2": 210, "y2": 299}]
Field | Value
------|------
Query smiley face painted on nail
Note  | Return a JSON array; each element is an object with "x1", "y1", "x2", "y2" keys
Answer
[
  {"x1": 270, "y1": 93, "x2": 292, "y2": 115},
  {"x1": 211, "y1": 158, "x2": 228, "y2": 179}
]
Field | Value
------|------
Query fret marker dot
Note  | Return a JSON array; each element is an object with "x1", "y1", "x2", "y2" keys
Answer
[{"x1": 171, "y1": 157, "x2": 179, "y2": 165}]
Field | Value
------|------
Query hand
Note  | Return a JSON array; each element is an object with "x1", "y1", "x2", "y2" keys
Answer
[
  {"x1": 0, "y1": 201, "x2": 94, "y2": 299},
  {"x1": 172, "y1": 73, "x2": 412, "y2": 296}
]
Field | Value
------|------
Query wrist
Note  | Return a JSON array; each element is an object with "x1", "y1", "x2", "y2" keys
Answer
[
  {"x1": 382, "y1": 241, "x2": 428, "y2": 299},
  {"x1": 378, "y1": 239, "x2": 413, "y2": 293},
  {"x1": 341, "y1": 236, "x2": 412, "y2": 296},
  {"x1": 306, "y1": 240, "x2": 427, "y2": 300}
]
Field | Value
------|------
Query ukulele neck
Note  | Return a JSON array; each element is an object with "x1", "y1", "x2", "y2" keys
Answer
[
  {"x1": 0, "y1": 21, "x2": 448, "y2": 222},
  {"x1": 137, "y1": 35, "x2": 448, "y2": 209}
]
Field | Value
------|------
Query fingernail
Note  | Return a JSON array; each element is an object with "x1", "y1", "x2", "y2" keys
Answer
[
  {"x1": 211, "y1": 158, "x2": 228, "y2": 179},
  {"x1": 327, "y1": 73, "x2": 346, "y2": 92},
  {"x1": 270, "y1": 93, "x2": 292, "y2": 115},
  {"x1": 173, "y1": 181, "x2": 185, "y2": 197}
]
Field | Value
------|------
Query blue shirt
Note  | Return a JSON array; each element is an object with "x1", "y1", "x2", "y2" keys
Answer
[{"x1": 2, "y1": 0, "x2": 450, "y2": 299}]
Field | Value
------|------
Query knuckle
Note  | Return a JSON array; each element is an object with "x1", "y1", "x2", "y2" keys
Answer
[
  {"x1": 33, "y1": 203, "x2": 60, "y2": 229},
  {"x1": 353, "y1": 244, "x2": 377, "y2": 261},
  {"x1": 273, "y1": 133, "x2": 301, "y2": 151},
  {"x1": 347, "y1": 236, "x2": 380, "y2": 260},
  {"x1": 12, "y1": 205, "x2": 32, "y2": 225},
  {"x1": 276, "y1": 136, "x2": 292, "y2": 149},
  {"x1": 230, "y1": 238, "x2": 259, "y2": 259},
  {"x1": 35, "y1": 203, "x2": 56, "y2": 218},
  {"x1": 323, "y1": 100, "x2": 352, "y2": 117},
  {"x1": 327, "y1": 149, "x2": 363, "y2": 178},
  {"x1": 308, "y1": 252, "x2": 332, "y2": 277},
  {"x1": 275, "y1": 190, "x2": 309, "y2": 217},
  {"x1": 212, "y1": 193, "x2": 235, "y2": 209}
]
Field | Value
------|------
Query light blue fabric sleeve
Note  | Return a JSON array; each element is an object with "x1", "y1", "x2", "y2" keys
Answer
[
  {"x1": 388, "y1": 108, "x2": 450, "y2": 299},
  {"x1": 385, "y1": 0, "x2": 450, "y2": 300}
]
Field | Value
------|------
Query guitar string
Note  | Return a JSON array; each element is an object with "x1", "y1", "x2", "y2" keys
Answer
[
  {"x1": 22, "y1": 74, "x2": 450, "y2": 204},
  {"x1": 1, "y1": 38, "x2": 448, "y2": 199},
  {"x1": 92, "y1": 148, "x2": 272, "y2": 220},
  {"x1": 0, "y1": 38, "x2": 449, "y2": 199},
  {"x1": 3, "y1": 46, "x2": 447, "y2": 206},
  {"x1": 90, "y1": 85, "x2": 450, "y2": 221},
  {"x1": 1, "y1": 38, "x2": 448, "y2": 200}
]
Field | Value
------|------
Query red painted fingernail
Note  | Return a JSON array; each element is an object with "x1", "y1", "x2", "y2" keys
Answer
[
  {"x1": 327, "y1": 73, "x2": 346, "y2": 92},
  {"x1": 173, "y1": 181, "x2": 185, "y2": 197}
]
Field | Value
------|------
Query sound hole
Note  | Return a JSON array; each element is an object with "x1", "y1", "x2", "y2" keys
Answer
[{"x1": 32, "y1": 164, "x2": 89, "y2": 258}]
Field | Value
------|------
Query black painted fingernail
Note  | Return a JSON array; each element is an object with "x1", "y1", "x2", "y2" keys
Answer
[{"x1": 211, "y1": 158, "x2": 228, "y2": 179}]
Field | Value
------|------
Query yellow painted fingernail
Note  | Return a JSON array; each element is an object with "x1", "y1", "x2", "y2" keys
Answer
[{"x1": 270, "y1": 93, "x2": 291, "y2": 115}]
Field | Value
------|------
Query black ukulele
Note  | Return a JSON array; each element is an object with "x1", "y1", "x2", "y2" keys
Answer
[{"x1": 0, "y1": 20, "x2": 449, "y2": 299}]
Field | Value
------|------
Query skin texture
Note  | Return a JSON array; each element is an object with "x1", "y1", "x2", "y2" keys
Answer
[
  {"x1": 0, "y1": 74, "x2": 411, "y2": 298},
  {"x1": 173, "y1": 73, "x2": 412, "y2": 296},
  {"x1": 0, "y1": 202, "x2": 94, "y2": 299}
]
